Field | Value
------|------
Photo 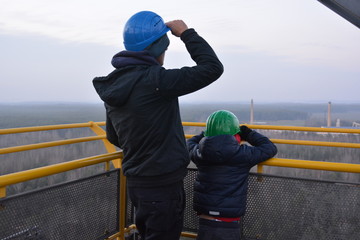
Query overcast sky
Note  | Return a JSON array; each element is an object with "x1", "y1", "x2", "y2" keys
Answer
[{"x1": 1, "y1": 0, "x2": 359, "y2": 104}]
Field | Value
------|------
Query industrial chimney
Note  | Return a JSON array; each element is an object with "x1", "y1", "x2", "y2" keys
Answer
[
  {"x1": 250, "y1": 99, "x2": 254, "y2": 124},
  {"x1": 327, "y1": 101, "x2": 331, "y2": 127}
]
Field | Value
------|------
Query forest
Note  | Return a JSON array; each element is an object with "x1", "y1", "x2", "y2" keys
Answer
[{"x1": 1, "y1": 102, "x2": 360, "y2": 196}]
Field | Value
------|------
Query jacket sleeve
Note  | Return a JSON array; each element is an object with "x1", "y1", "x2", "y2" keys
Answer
[
  {"x1": 157, "y1": 28, "x2": 224, "y2": 97},
  {"x1": 186, "y1": 132, "x2": 205, "y2": 165},
  {"x1": 242, "y1": 131, "x2": 277, "y2": 167},
  {"x1": 105, "y1": 109, "x2": 120, "y2": 148}
]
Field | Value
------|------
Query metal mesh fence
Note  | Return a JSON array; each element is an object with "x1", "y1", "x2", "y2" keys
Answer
[
  {"x1": 243, "y1": 173, "x2": 360, "y2": 240},
  {"x1": 3, "y1": 168, "x2": 359, "y2": 240},
  {"x1": 181, "y1": 170, "x2": 360, "y2": 239},
  {"x1": 126, "y1": 170, "x2": 360, "y2": 239},
  {"x1": 183, "y1": 169, "x2": 199, "y2": 232},
  {"x1": 0, "y1": 169, "x2": 119, "y2": 240}
]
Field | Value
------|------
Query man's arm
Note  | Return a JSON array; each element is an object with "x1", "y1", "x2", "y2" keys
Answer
[
  {"x1": 105, "y1": 106, "x2": 120, "y2": 147},
  {"x1": 156, "y1": 21, "x2": 224, "y2": 97}
]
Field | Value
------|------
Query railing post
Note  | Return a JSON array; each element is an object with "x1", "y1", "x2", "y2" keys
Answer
[
  {"x1": 0, "y1": 187, "x2": 6, "y2": 198},
  {"x1": 256, "y1": 165, "x2": 264, "y2": 182},
  {"x1": 88, "y1": 121, "x2": 127, "y2": 240},
  {"x1": 88, "y1": 121, "x2": 120, "y2": 168},
  {"x1": 118, "y1": 171, "x2": 127, "y2": 240}
]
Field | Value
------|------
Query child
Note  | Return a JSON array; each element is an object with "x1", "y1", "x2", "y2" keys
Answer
[{"x1": 187, "y1": 110, "x2": 277, "y2": 240}]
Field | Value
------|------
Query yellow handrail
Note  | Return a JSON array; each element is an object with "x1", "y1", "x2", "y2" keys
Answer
[
  {"x1": 185, "y1": 135, "x2": 360, "y2": 148},
  {"x1": 0, "y1": 121, "x2": 105, "y2": 135},
  {"x1": 2, "y1": 122, "x2": 359, "y2": 178},
  {"x1": 245, "y1": 124, "x2": 360, "y2": 133},
  {"x1": 261, "y1": 158, "x2": 360, "y2": 173},
  {"x1": 0, "y1": 152, "x2": 122, "y2": 188},
  {"x1": 0, "y1": 135, "x2": 106, "y2": 154},
  {"x1": 182, "y1": 122, "x2": 360, "y2": 134},
  {"x1": 0, "y1": 122, "x2": 93, "y2": 134},
  {"x1": 270, "y1": 139, "x2": 360, "y2": 148},
  {"x1": 2, "y1": 153, "x2": 359, "y2": 190},
  {"x1": 1, "y1": 121, "x2": 360, "y2": 240}
]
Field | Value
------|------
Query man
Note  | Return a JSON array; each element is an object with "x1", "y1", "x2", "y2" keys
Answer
[
  {"x1": 93, "y1": 11, "x2": 223, "y2": 240},
  {"x1": 187, "y1": 110, "x2": 277, "y2": 240}
]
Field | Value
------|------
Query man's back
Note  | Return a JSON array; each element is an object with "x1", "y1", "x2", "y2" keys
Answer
[
  {"x1": 93, "y1": 29, "x2": 223, "y2": 182},
  {"x1": 104, "y1": 65, "x2": 189, "y2": 178}
]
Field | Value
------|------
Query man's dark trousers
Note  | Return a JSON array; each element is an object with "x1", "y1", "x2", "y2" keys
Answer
[{"x1": 127, "y1": 180, "x2": 185, "y2": 240}]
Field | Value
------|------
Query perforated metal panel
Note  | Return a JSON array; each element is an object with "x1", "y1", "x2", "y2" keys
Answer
[
  {"x1": 0, "y1": 169, "x2": 120, "y2": 240},
  {"x1": 244, "y1": 173, "x2": 360, "y2": 240},
  {"x1": 180, "y1": 170, "x2": 360, "y2": 239},
  {"x1": 17, "y1": 168, "x2": 356, "y2": 239},
  {"x1": 183, "y1": 169, "x2": 199, "y2": 232}
]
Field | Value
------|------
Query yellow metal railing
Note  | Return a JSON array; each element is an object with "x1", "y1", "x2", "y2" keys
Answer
[
  {"x1": 0, "y1": 121, "x2": 126, "y2": 240},
  {"x1": 1, "y1": 121, "x2": 360, "y2": 239},
  {"x1": 0, "y1": 152, "x2": 122, "y2": 191}
]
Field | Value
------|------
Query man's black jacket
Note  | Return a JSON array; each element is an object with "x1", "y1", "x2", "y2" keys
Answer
[{"x1": 93, "y1": 29, "x2": 223, "y2": 187}]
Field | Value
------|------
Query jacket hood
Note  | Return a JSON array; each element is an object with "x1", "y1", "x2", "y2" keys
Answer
[
  {"x1": 111, "y1": 50, "x2": 159, "y2": 68},
  {"x1": 199, "y1": 135, "x2": 239, "y2": 163},
  {"x1": 92, "y1": 51, "x2": 159, "y2": 106}
]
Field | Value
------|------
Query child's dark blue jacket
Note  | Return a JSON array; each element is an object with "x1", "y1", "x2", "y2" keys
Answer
[{"x1": 187, "y1": 130, "x2": 277, "y2": 218}]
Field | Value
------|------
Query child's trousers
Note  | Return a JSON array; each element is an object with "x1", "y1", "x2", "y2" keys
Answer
[{"x1": 196, "y1": 218, "x2": 241, "y2": 240}]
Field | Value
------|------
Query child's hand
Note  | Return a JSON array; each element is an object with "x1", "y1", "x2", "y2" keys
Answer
[{"x1": 239, "y1": 125, "x2": 252, "y2": 140}]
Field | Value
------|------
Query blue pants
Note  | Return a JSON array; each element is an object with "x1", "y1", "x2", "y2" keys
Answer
[
  {"x1": 127, "y1": 181, "x2": 185, "y2": 240},
  {"x1": 196, "y1": 218, "x2": 242, "y2": 240}
]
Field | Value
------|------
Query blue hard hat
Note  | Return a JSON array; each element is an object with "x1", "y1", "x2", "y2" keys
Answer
[{"x1": 123, "y1": 11, "x2": 170, "y2": 51}]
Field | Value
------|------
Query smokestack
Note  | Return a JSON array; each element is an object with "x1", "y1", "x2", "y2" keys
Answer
[
  {"x1": 250, "y1": 99, "x2": 254, "y2": 124},
  {"x1": 327, "y1": 101, "x2": 331, "y2": 127}
]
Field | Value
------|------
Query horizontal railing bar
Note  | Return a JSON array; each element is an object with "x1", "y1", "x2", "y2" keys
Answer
[
  {"x1": 185, "y1": 135, "x2": 360, "y2": 148},
  {"x1": 0, "y1": 121, "x2": 106, "y2": 135},
  {"x1": 271, "y1": 139, "x2": 360, "y2": 148},
  {"x1": 260, "y1": 158, "x2": 360, "y2": 173},
  {"x1": 182, "y1": 122, "x2": 206, "y2": 127},
  {"x1": 94, "y1": 121, "x2": 105, "y2": 126},
  {"x1": 1, "y1": 154, "x2": 358, "y2": 188},
  {"x1": 2, "y1": 121, "x2": 359, "y2": 135},
  {"x1": 0, "y1": 122, "x2": 93, "y2": 135},
  {"x1": 182, "y1": 122, "x2": 360, "y2": 134},
  {"x1": 246, "y1": 124, "x2": 360, "y2": 133},
  {"x1": 0, "y1": 152, "x2": 123, "y2": 187},
  {"x1": 0, "y1": 122, "x2": 359, "y2": 187},
  {"x1": 0, "y1": 135, "x2": 106, "y2": 154}
]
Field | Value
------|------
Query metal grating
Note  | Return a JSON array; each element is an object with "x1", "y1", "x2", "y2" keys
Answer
[
  {"x1": 243, "y1": 173, "x2": 360, "y2": 240},
  {"x1": 183, "y1": 169, "x2": 199, "y2": 232},
  {"x1": 176, "y1": 170, "x2": 360, "y2": 239},
  {"x1": 0, "y1": 169, "x2": 120, "y2": 240}
]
